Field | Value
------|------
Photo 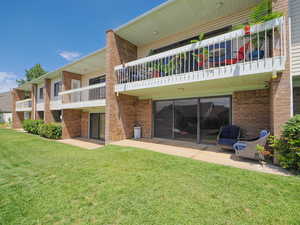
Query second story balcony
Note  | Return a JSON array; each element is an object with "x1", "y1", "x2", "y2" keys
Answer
[
  {"x1": 115, "y1": 17, "x2": 286, "y2": 94},
  {"x1": 59, "y1": 83, "x2": 106, "y2": 109},
  {"x1": 16, "y1": 98, "x2": 32, "y2": 112}
]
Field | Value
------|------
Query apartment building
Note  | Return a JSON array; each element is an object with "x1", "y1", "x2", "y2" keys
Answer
[{"x1": 12, "y1": 0, "x2": 300, "y2": 145}]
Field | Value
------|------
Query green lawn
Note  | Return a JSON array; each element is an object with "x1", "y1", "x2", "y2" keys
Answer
[{"x1": 0, "y1": 129, "x2": 300, "y2": 225}]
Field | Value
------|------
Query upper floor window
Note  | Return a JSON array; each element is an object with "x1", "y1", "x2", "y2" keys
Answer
[
  {"x1": 149, "y1": 26, "x2": 232, "y2": 56},
  {"x1": 89, "y1": 75, "x2": 105, "y2": 85},
  {"x1": 39, "y1": 87, "x2": 44, "y2": 100},
  {"x1": 54, "y1": 81, "x2": 62, "y2": 97}
]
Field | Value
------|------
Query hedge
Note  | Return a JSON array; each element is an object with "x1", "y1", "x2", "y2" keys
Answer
[
  {"x1": 22, "y1": 120, "x2": 44, "y2": 135},
  {"x1": 38, "y1": 123, "x2": 62, "y2": 139},
  {"x1": 270, "y1": 115, "x2": 300, "y2": 172}
]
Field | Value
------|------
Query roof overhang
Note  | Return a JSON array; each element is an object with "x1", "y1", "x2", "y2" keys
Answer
[
  {"x1": 18, "y1": 48, "x2": 106, "y2": 91},
  {"x1": 114, "y1": 0, "x2": 260, "y2": 46}
]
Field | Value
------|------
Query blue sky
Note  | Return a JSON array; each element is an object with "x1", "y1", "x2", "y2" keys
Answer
[{"x1": 0, "y1": 0, "x2": 166, "y2": 92}]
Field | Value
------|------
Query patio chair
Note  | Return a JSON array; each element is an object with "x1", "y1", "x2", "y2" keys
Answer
[
  {"x1": 217, "y1": 125, "x2": 241, "y2": 150},
  {"x1": 233, "y1": 130, "x2": 270, "y2": 161}
]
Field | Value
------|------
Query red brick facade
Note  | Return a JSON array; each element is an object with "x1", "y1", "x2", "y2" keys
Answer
[
  {"x1": 44, "y1": 79, "x2": 54, "y2": 123},
  {"x1": 81, "y1": 112, "x2": 89, "y2": 139},
  {"x1": 62, "y1": 109, "x2": 82, "y2": 139},
  {"x1": 233, "y1": 90, "x2": 270, "y2": 137},
  {"x1": 12, "y1": 89, "x2": 25, "y2": 129},
  {"x1": 136, "y1": 99, "x2": 153, "y2": 138},
  {"x1": 62, "y1": 71, "x2": 81, "y2": 104},
  {"x1": 105, "y1": 30, "x2": 138, "y2": 143}
]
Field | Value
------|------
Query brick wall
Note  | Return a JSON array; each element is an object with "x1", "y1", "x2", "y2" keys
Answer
[
  {"x1": 81, "y1": 112, "x2": 89, "y2": 139},
  {"x1": 62, "y1": 109, "x2": 82, "y2": 139},
  {"x1": 31, "y1": 84, "x2": 37, "y2": 120},
  {"x1": 269, "y1": 0, "x2": 292, "y2": 136},
  {"x1": 136, "y1": 99, "x2": 153, "y2": 138},
  {"x1": 44, "y1": 79, "x2": 54, "y2": 123},
  {"x1": 105, "y1": 30, "x2": 138, "y2": 143},
  {"x1": 12, "y1": 89, "x2": 25, "y2": 129},
  {"x1": 233, "y1": 89, "x2": 270, "y2": 137},
  {"x1": 62, "y1": 71, "x2": 82, "y2": 104}
]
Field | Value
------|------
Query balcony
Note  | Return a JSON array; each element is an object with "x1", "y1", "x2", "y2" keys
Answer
[
  {"x1": 59, "y1": 83, "x2": 106, "y2": 109},
  {"x1": 115, "y1": 17, "x2": 286, "y2": 94},
  {"x1": 16, "y1": 99, "x2": 32, "y2": 112}
]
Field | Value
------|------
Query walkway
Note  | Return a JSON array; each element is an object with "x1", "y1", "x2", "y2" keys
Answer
[
  {"x1": 112, "y1": 138, "x2": 291, "y2": 176},
  {"x1": 57, "y1": 138, "x2": 104, "y2": 150}
]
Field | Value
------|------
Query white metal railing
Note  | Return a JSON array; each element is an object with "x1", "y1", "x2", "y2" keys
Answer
[
  {"x1": 115, "y1": 17, "x2": 286, "y2": 86},
  {"x1": 16, "y1": 98, "x2": 32, "y2": 111},
  {"x1": 59, "y1": 83, "x2": 106, "y2": 105}
]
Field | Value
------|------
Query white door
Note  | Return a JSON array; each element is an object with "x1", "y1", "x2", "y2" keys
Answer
[{"x1": 71, "y1": 79, "x2": 81, "y2": 102}]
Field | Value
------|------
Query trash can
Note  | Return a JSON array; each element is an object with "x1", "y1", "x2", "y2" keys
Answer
[{"x1": 134, "y1": 127, "x2": 141, "y2": 139}]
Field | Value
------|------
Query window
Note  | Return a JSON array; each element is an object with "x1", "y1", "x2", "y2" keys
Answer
[
  {"x1": 39, "y1": 87, "x2": 44, "y2": 100},
  {"x1": 89, "y1": 75, "x2": 106, "y2": 85},
  {"x1": 52, "y1": 110, "x2": 62, "y2": 122},
  {"x1": 150, "y1": 26, "x2": 232, "y2": 55},
  {"x1": 89, "y1": 75, "x2": 106, "y2": 100},
  {"x1": 54, "y1": 81, "x2": 62, "y2": 97},
  {"x1": 293, "y1": 87, "x2": 300, "y2": 115}
]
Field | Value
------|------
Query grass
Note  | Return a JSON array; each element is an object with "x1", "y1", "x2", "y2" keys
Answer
[{"x1": 0, "y1": 128, "x2": 300, "y2": 225}]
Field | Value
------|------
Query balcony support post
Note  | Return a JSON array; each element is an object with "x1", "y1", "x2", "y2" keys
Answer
[{"x1": 105, "y1": 29, "x2": 138, "y2": 143}]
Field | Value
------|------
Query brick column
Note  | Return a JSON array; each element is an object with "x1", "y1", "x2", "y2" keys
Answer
[
  {"x1": 44, "y1": 79, "x2": 54, "y2": 123},
  {"x1": 105, "y1": 30, "x2": 138, "y2": 143},
  {"x1": 12, "y1": 89, "x2": 25, "y2": 129},
  {"x1": 31, "y1": 84, "x2": 38, "y2": 120},
  {"x1": 269, "y1": 0, "x2": 292, "y2": 137}
]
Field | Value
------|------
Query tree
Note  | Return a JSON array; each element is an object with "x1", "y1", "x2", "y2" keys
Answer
[{"x1": 16, "y1": 64, "x2": 47, "y2": 86}]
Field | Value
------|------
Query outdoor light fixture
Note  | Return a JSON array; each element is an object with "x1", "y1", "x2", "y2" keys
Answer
[{"x1": 153, "y1": 31, "x2": 158, "y2": 35}]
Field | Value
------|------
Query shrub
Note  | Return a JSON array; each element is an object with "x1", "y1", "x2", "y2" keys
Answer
[
  {"x1": 270, "y1": 115, "x2": 300, "y2": 172},
  {"x1": 38, "y1": 123, "x2": 62, "y2": 139},
  {"x1": 22, "y1": 120, "x2": 44, "y2": 135}
]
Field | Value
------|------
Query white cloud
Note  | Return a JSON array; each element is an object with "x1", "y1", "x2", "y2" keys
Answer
[
  {"x1": 58, "y1": 50, "x2": 81, "y2": 61},
  {"x1": 0, "y1": 72, "x2": 18, "y2": 92}
]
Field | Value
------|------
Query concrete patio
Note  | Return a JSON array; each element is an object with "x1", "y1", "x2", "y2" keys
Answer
[{"x1": 112, "y1": 138, "x2": 291, "y2": 176}]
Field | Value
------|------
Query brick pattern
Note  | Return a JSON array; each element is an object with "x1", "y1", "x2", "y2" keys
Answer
[
  {"x1": 81, "y1": 112, "x2": 89, "y2": 139},
  {"x1": 136, "y1": 99, "x2": 153, "y2": 138},
  {"x1": 31, "y1": 84, "x2": 38, "y2": 120},
  {"x1": 62, "y1": 71, "x2": 81, "y2": 104},
  {"x1": 12, "y1": 89, "x2": 25, "y2": 128},
  {"x1": 269, "y1": 0, "x2": 292, "y2": 137},
  {"x1": 44, "y1": 79, "x2": 54, "y2": 123},
  {"x1": 233, "y1": 90, "x2": 270, "y2": 137},
  {"x1": 105, "y1": 30, "x2": 138, "y2": 143},
  {"x1": 62, "y1": 109, "x2": 82, "y2": 139}
]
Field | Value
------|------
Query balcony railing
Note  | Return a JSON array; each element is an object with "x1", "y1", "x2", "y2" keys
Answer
[
  {"x1": 115, "y1": 17, "x2": 286, "y2": 92},
  {"x1": 16, "y1": 98, "x2": 32, "y2": 112},
  {"x1": 59, "y1": 83, "x2": 106, "y2": 109}
]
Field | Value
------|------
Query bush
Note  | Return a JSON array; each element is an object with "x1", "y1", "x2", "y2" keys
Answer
[
  {"x1": 38, "y1": 123, "x2": 62, "y2": 139},
  {"x1": 270, "y1": 115, "x2": 300, "y2": 172},
  {"x1": 22, "y1": 120, "x2": 44, "y2": 135}
]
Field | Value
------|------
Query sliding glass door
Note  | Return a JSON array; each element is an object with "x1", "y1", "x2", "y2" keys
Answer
[
  {"x1": 154, "y1": 101, "x2": 173, "y2": 139},
  {"x1": 90, "y1": 113, "x2": 105, "y2": 140},
  {"x1": 174, "y1": 99, "x2": 198, "y2": 142},
  {"x1": 154, "y1": 96, "x2": 231, "y2": 144},
  {"x1": 199, "y1": 97, "x2": 231, "y2": 144}
]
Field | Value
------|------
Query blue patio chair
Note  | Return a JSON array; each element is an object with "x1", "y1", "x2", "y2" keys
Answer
[
  {"x1": 233, "y1": 130, "x2": 270, "y2": 160},
  {"x1": 217, "y1": 125, "x2": 241, "y2": 150}
]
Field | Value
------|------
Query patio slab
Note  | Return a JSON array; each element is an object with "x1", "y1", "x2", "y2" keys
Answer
[
  {"x1": 112, "y1": 138, "x2": 291, "y2": 176},
  {"x1": 57, "y1": 138, "x2": 104, "y2": 150}
]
